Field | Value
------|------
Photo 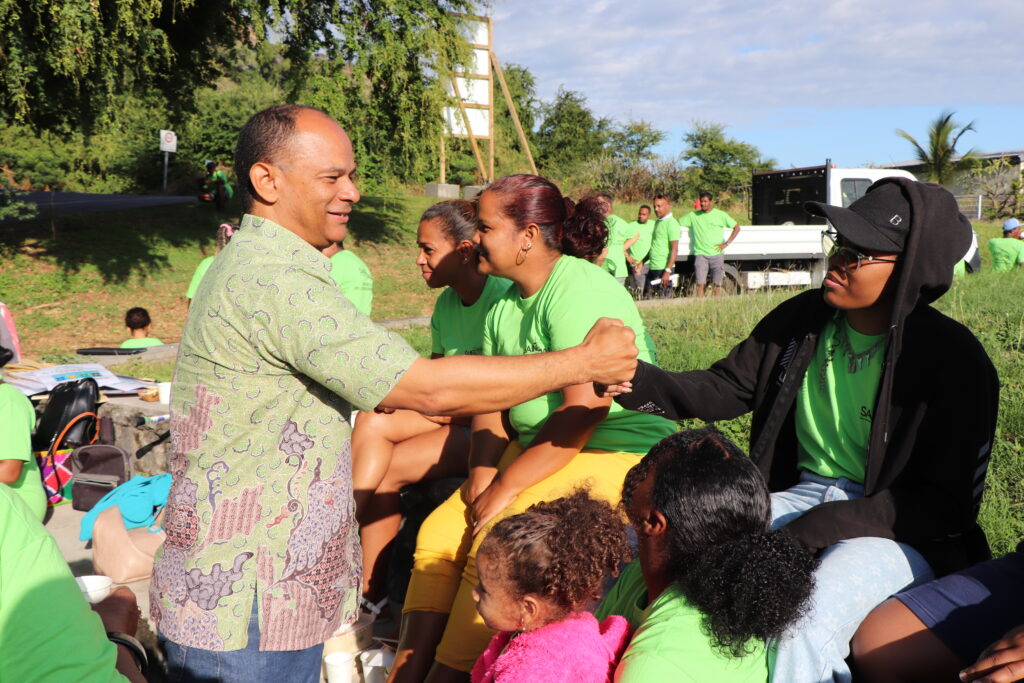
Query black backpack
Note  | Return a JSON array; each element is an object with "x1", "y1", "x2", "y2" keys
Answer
[{"x1": 32, "y1": 378, "x2": 99, "y2": 452}]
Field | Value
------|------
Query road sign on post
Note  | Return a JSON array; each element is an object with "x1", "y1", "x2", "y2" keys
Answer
[
  {"x1": 159, "y1": 130, "x2": 178, "y2": 153},
  {"x1": 159, "y1": 130, "x2": 177, "y2": 191}
]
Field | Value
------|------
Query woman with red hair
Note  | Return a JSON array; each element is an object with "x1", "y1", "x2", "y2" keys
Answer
[{"x1": 388, "y1": 175, "x2": 675, "y2": 683}]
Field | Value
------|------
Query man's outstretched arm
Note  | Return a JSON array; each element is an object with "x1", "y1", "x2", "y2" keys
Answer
[{"x1": 379, "y1": 317, "x2": 637, "y2": 416}]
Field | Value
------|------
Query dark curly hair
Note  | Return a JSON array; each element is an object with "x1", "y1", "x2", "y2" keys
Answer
[
  {"x1": 482, "y1": 174, "x2": 608, "y2": 261},
  {"x1": 477, "y1": 489, "x2": 632, "y2": 620},
  {"x1": 623, "y1": 428, "x2": 817, "y2": 657}
]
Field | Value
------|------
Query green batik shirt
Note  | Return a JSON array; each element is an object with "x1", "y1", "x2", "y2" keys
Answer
[{"x1": 152, "y1": 215, "x2": 419, "y2": 652}]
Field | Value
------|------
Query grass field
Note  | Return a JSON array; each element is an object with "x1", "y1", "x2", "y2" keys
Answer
[{"x1": 2, "y1": 196, "x2": 1022, "y2": 553}]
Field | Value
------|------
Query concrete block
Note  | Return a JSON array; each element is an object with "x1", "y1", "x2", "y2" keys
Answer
[
  {"x1": 425, "y1": 183, "x2": 460, "y2": 199},
  {"x1": 462, "y1": 185, "x2": 484, "y2": 200}
]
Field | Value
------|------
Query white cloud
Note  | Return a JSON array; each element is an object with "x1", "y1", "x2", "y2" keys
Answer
[{"x1": 490, "y1": 0, "x2": 1024, "y2": 131}]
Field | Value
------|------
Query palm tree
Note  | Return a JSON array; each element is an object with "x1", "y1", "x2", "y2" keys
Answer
[{"x1": 895, "y1": 110, "x2": 978, "y2": 186}]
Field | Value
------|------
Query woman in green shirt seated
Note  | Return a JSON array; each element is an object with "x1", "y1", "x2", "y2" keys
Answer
[
  {"x1": 0, "y1": 345, "x2": 46, "y2": 522},
  {"x1": 390, "y1": 175, "x2": 676, "y2": 682},
  {"x1": 352, "y1": 200, "x2": 510, "y2": 615},
  {"x1": 599, "y1": 428, "x2": 816, "y2": 682}
]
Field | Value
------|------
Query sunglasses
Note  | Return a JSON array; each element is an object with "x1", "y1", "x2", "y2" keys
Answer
[{"x1": 821, "y1": 229, "x2": 898, "y2": 272}]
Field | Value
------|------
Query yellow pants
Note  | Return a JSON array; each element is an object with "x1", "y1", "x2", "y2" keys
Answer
[{"x1": 403, "y1": 441, "x2": 642, "y2": 672}]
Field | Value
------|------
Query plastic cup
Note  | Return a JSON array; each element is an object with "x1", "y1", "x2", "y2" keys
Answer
[
  {"x1": 157, "y1": 382, "x2": 172, "y2": 404},
  {"x1": 76, "y1": 575, "x2": 112, "y2": 604},
  {"x1": 360, "y1": 647, "x2": 395, "y2": 683},
  {"x1": 323, "y1": 651, "x2": 356, "y2": 683}
]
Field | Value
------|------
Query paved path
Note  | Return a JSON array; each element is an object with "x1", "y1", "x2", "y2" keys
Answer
[
  {"x1": 45, "y1": 503, "x2": 152, "y2": 621},
  {"x1": 12, "y1": 191, "x2": 196, "y2": 219}
]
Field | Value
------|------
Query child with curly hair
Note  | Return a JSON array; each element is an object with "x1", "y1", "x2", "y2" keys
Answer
[{"x1": 470, "y1": 490, "x2": 633, "y2": 683}]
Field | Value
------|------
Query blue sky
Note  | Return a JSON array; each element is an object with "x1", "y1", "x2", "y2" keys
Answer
[{"x1": 490, "y1": 0, "x2": 1023, "y2": 169}]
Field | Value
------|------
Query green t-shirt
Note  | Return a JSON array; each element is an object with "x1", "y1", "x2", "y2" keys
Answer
[
  {"x1": 602, "y1": 214, "x2": 635, "y2": 279},
  {"x1": 953, "y1": 259, "x2": 967, "y2": 278},
  {"x1": 988, "y1": 237, "x2": 1024, "y2": 272},
  {"x1": 186, "y1": 255, "x2": 216, "y2": 299},
  {"x1": 210, "y1": 169, "x2": 234, "y2": 200},
  {"x1": 0, "y1": 485, "x2": 123, "y2": 682},
  {"x1": 795, "y1": 316, "x2": 886, "y2": 484},
  {"x1": 329, "y1": 249, "x2": 374, "y2": 316},
  {"x1": 594, "y1": 558, "x2": 649, "y2": 629},
  {"x1": 482, "y1": 255, "x2": 676, "y2": 453},
  {"x1": 120, "y1": 337, "x2": 164, "y2": 349},
  {"x1": 603, "y1": 562, "x2": 767, "y2": 683},
  {"x1": 680, "y1": 208, "x2": 738, "y2": 257},
  {"x1": 628, "y1": 220, "x2": 656, "y2": 263},
  {"x1": 648, "y1": 214, "x2": 680, "y2": 271},
  {"x1": 430, "y1": 276, "x2": 511, "y2": 357},
  {"x1": 0, "y1": 383, "x2": 44, "y2": 522}
]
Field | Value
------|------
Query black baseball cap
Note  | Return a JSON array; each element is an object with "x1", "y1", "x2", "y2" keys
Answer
[{"x1": 806, "y1": 180, "x2": 911, "y2": 253}]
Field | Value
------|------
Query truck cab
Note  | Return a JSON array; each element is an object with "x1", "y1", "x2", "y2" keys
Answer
[
  {"x1": 751, "y1": 164, "x2": 916, "y2": 225},
  {"x1": 672, "y1": 164, "x2": 918, "y2": 292}
]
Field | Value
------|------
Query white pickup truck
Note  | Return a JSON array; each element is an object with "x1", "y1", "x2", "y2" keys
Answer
[{"x1": 671, "y1": 163, "x2": 919, "y2": 292}]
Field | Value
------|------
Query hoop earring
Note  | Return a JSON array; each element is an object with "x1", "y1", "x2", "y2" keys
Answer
[{"x1": 515, "y1": 241, "x2": 533, "y2": 266}]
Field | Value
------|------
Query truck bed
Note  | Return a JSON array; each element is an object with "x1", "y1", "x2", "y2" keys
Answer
[{"x1": 675, "y1": 224, "x2": 825, "y2": 261}]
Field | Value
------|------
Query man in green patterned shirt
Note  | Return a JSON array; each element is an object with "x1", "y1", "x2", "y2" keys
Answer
[{"x1": 152, "y1": 105, "x2": 641, "y2": 682}]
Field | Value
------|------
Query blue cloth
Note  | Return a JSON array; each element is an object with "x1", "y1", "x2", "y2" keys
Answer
[
  {"x1": 79, "y1": 474, "x2": 172, "y2": 541},
  {"x1": 768, "y1": 472, "x2": 934, "y2": 683},
  {"x1": 896, "y1": 541, "x2": 1024, "y2": 664}
]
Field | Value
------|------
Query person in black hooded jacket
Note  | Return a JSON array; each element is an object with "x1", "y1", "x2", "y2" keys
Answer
[{"x1": 611, "y1": 178, "x2": 999, "y2": 682}]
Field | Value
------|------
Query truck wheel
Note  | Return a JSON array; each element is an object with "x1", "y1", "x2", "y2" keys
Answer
[{"x1": 721, "y1": 264, "x2": 743, "y2": 295}]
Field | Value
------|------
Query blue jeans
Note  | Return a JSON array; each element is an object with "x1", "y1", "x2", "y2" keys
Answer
[
  {"x1": 159, "y1": 599, "x2": 324, "y2": 683},
  {"x1": 769, "y1": 472, "x2": 934, "y2": 683}
]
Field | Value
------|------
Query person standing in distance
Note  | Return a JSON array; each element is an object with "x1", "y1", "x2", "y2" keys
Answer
[
  {"x1": 595, "y1": 193, "x2": 639, "y2": 286},
  {"x1": 625, "y1": 205, "x2": 655, "y2": 292},
  {"x1": 680, "y1": 191, "x2": 740, "y2": 297},
  {"x1": 647, "y1": 196, "x2": 680, "y2": 295},
  {"x1": 151, "y1": 104, "x2": 641, "y2": 683}
]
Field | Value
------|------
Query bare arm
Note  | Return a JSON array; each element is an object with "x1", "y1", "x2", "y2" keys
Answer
[
  {"x1": 717, "y1": 224, "x2": 741, "y2": 251},
  {"x1": 378, "y1": 318, "x2": 636, "y2": 415},
  {"x1": 661, "y1": 241, "x2": 678, "y2": 284},
  {"x1": 470, "y1": 382, "x2": 609, "y2": 533},
  {"x1": 595, "y1": 247, "x2": 609, "y2": 267},
  {"x1": 465, "y1": 410, "x2": 513, "y2": 505},
  {"x1": 92, "y1": 587, "x2": 146, "y2": 683},
  {"x1": 0, "y1": 460, "x2": 24, "y2": 484}
]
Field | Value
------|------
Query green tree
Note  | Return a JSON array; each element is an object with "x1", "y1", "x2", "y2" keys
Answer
[
  {"x1": 682, "y1": 122, "x2": 774, "y2": 196},
  {"x1": 606, "y1": 120, "x2": 665, "y2": 167},
  {"x1": 0, "y1": 0, "x2": 249, "y2": 131},
  {"x1": 1, "y1": 1, "x2": 481, "y2": 191},
  {"x1": 895, "y1": 110, "x2": 978, "y2": 186},
  {"x1": 535, "y1": 87, "x2": 611, "y2": 175}
]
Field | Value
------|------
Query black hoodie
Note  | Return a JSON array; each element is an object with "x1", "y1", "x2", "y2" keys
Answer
[{"x1": 618, "y1": 178, "x2": 999, "y2": 575}]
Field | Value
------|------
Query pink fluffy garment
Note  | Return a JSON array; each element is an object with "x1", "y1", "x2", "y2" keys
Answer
[{"x1": 471, "y1": 611, "x2": 631, "y2": 683}]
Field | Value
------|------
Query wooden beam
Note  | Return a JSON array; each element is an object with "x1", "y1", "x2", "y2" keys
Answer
[
  {"x1": 486, "y1": 17, "x2": 495, "y2": 182},
  {"x1": 439, "y1": 134, "x2": 446, "y2": 184},
  {"x1": 491, "y1": 51, "x2": 537, "y2": 175},
  {"x1": 450, "y1": 76, "x2": 487, "y2": 183}
]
